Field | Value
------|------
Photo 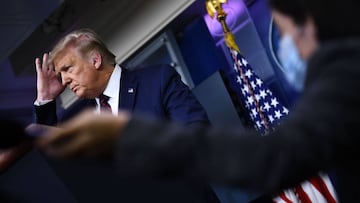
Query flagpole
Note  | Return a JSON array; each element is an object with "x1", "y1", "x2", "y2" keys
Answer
[{"x1": 206, "y1": 0, "x2": 271, "y2": 133}]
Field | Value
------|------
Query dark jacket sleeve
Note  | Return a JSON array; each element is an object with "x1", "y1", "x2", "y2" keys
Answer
[
  {"x1": 33, "y1": 98, "x2": 95, "y2": 126},
  {"x1": 33, "y1": 100, "x2": 58, "y2": 125},
  {"x1": 159, "y1": 66, "x2": 210, "y2": 126}
]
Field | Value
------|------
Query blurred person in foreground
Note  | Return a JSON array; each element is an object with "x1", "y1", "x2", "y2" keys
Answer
[{"x1": 37, "y1": 0, "x2": 360, "y2": 202}]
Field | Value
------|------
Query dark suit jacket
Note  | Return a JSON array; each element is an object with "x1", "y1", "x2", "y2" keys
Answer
[
  {"x1": 115, "y1": 40, "x2": 360, "y2": 203},
  {"x1": 34, "y1": 64, "x2": 209, "y2": 126}
]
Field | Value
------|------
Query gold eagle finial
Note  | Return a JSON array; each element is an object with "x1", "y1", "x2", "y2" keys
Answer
[{"x1": 205, "y1": 0, "x2": 241, "y2": 53}]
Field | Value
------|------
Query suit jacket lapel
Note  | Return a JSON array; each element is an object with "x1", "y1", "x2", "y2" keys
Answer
[{"x1": 119, "y1": 68, "x2": 138, "y2": 111}]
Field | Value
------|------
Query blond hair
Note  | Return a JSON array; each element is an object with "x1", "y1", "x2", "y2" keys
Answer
[{"x1": 49, "y1": 28, "x2": 116, "y2": 66}]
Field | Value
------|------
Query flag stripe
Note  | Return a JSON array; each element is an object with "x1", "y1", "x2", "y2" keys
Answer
[
  {"x1": 322, "y1": 174, "x2": 338, "y2": 202},
  {"x1": 295, "y1": 186, "x2": 312, "y2": 203},
  {"x1": 308, "y1": 175, "x2": 337, "y2": 203},
  {"x1": 277, "y1": 191, "x2": 294, "y2": 203},
  {"x1": 300, "y1": 181, "x2": 325, "y2": 202}
]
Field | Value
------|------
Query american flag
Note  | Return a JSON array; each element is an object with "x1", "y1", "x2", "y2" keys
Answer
[
  {"x1": 227, "y1": 47, "x2": 338, "y2": 203},
  {"x1": 227, "y1": 48, "x2": 289, "y2": 134}
]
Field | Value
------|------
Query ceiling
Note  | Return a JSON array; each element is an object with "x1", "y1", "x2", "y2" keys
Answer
[
  {"x1": 6, "y1": 0, "x2": 151, "y2": 76},
  {"x1": 0, "y1": 0, "x2": 59, "y2": 67}
]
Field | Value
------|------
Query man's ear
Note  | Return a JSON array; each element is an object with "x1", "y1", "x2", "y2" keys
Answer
[{"x1": 90, "y1": 51, "x2": 102, "y2": 69}]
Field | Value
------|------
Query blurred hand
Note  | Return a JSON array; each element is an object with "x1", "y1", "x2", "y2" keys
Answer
[
  {"x1": 36, "y1": 110, "x2": 131, "y2": 158},
  {"x1": 0, "y1": 142, "x2": 32, "y2": 174},
  {"x1": 35, "y1": 53, "x2": 65, "y2": 101}
]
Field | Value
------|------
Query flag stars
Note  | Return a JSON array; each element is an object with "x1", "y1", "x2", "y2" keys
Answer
[
  {"x1": 260, "y1": 120, "x2": 265, "y2": 125},
  {"x1": 251, "y1": 108, "x2": 258, "y2": 117},
  {"x1": 268, "y1": 115, "x2": 275, "y2": 123},
  {"x1": 274, "y1": 110, "x2": 282, "y2": 119},
  {"x1": 282, "y1": 107, "x2": 289, "y2": 115},
  {"x1": 259, "y1": 90, "x2": 267, "y2": 99},
  {"x1": 236, "y1": 75, "x2": 242, "y2": 84},
  {"x1": 233, "y1": 64, "x2": 238, "y2": 72},
  {"x1": 241, "y1": 90, "x2": 247, "y2": 96},
  {"x1": 256, "y1": 78, "x2": 263, "y2": 87},
  {"x1": 245, "y1": 69, "x2": 252, "y2": 79},
  {"x1": 251, "y1": 81, "x2": 257, "y2": 89},
  {"x1": 249, "y1": 112, "x2": 254, "y2": 120},
  {"x1": 232, "y1": 49, "x2": 238, "y2": 56},
  {"x1": 255, "y1": 94, "x2": 261, "y2": 102},
  {"x1": 231, "y1": 49, "x2": 290, "y2": 137},
  {"x1": 247, "y1": 96, "x2": 255, "y2": 106},
  {"x1": 242, "y1": 85, "x2": 250, "y2": 94},
  {"x1": 245, "y1": 102, "x2": 250, "y2": 109},
  {"x1": 260, "y1": 120, "x2": 267, "y2": 128},
  {"x1": 241, "y1": 58, "x2": 248, "y2": 67},
  {"x1": 271, "y1": 98, "x2": 279, "y2": 107},
  {"x1": 256, "y1": 121, "x2": 262, "y2": 128},
  {"x1": 263, "y1": 102, "x2": 271, "y2": 112}
]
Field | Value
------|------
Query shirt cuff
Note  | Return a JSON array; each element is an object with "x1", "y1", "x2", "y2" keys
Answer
[{"x1": 34, "y1": 99, "x2": 53, "y2": 106}]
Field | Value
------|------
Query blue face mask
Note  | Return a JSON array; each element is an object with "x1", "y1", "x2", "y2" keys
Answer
[{"x1": 277, "y1": 34, "x2": 307, "y2": 92}]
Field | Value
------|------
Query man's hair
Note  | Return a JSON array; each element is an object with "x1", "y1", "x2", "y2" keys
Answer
[
  {"x1": 268, "y1": 0, "x2": 360, "y2": 42},
  {"x1": 49, "y1": 28, "x2": 116, "y2": 66}
]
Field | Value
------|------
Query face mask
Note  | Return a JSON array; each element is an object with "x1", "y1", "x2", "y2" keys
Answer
[{"x1": 277, "y1": 34, "x2": 307, "y2": 92}]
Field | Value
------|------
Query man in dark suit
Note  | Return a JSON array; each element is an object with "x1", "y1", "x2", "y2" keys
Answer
[
  {"x1": 33, "y1": 28, "x2": 218, "y2": 203},
  {"x1": 34, "y1": 28, "x2": 209, "y2": 127}
]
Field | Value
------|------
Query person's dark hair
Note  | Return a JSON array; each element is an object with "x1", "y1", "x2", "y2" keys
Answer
[
  {"x1": 268, "y1": 0, "x2": 308, "y2": 25},
  {"x1": 269, "y1": 0, "x2": 360, "y2": 42}
]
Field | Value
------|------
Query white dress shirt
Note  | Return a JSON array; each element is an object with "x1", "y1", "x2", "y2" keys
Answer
[{"x1": 95, "y1": 64, "x2": 122, "y2": 115}]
